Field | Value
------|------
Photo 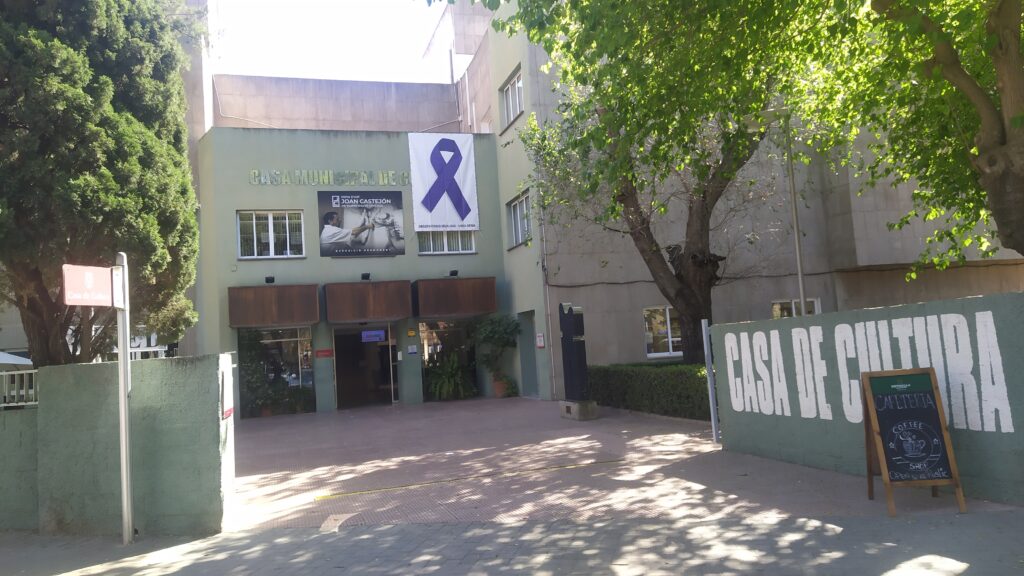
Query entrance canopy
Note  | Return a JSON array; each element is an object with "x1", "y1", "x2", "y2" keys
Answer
[
  {"x1": 228, "y1": 284, "x2": 320, "y2": 327},
  {"x1": 414, "y1": 277, "x2": 496, "y2": 318},
  {"x1": 324, "y1": 281, "x2": 412, "y2": 324}
]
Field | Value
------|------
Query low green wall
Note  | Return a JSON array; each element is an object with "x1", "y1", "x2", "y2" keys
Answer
[
  {"x1": 0, "y1": 408, "x2": 38, "y2": 530},
  {"x1": 711, "y1": 292, "x2": 1023, "y2": 504},
  {"x1": 35, "y1": 354, "x2": 233, "y2": 536}
]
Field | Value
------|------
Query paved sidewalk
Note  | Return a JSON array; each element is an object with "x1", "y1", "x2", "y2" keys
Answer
[{"x1": 3, "y1": 398, "x2": 1022, "y2": 575}]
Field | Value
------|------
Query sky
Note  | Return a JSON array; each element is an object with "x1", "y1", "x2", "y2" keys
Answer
[{"x1": 208, "y1": 0, "x2": 452, "y2": 83}]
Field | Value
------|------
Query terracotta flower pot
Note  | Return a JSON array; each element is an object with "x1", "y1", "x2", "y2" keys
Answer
[{"x1": 493, "y1": 379, "x2": 508, "y2": 398}]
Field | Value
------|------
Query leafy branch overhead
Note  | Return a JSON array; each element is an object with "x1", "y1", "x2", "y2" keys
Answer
[
  {"x1": 455, "y1": 0, "x2": 1024, "y2": 268},
  {"x1": 782, "y1": 0, "x2": 1024, "y2": 269}
]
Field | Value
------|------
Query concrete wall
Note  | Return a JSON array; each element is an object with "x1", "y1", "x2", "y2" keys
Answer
[
  {"x1": 485, "y1": 0, "x2": 559, "y2": 399},
  {"x1": 31, "y1": 355, "x2": 232, "y2": 536},
  {"x1": 456, "y1": 34, "x2": 494, "y2": 134},
  {"x1": 0, "y1": 408, "x2": 38, "y2": 530},
  {"x1": 710, "y1": 292, "x2": 1023, "y2": 504},
  {"x1": 212, "y1": 75, "x2": 460, "y2": 133},
  {"x1": 835, "y1": 263, "x2": 1024, "y2": 311}
]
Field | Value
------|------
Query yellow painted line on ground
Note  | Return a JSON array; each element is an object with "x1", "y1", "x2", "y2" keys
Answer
[{"x1": 314, "y1": 458, "x2": 626, "y2": 501}]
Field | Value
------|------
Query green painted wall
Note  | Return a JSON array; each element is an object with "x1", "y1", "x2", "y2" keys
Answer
[
  {"x1": 711, "y1": 293, "x2": 1024, "y2": 504},
  {"x1": 488, "y1": 3, "x2": 556, "y2": 399},
  {"x1": 35, "y1": 355, "x2": 232, "y2": 536},
  {"x1": 196, "y1": 128, "x2": 507, "y2": 410},
  {"x1": 0, "y1": 408, "x2": 38, "y2": 530}
]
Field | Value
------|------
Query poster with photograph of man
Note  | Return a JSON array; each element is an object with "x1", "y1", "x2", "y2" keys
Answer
[{"x1": 318, "y1": 191, "x2": 405, "y2": 257}]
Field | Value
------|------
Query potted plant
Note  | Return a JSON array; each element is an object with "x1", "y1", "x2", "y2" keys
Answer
[{"x1": 473, "y1": 315, "x2": 520, "y2": 398}]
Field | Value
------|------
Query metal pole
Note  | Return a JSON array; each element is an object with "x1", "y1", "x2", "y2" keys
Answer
[
  {"x1": 115, "y1": 252, "x2": 134, "y2": 545},
  {"x1": 388, "y1": 323, "x2": 397, "y2": 404},
  {"x1": 784, "y1": 115, "x2": 808, "y2": 316},
  {"x1": 701, "y1": 319, "x2": 721, "y2": 443}
]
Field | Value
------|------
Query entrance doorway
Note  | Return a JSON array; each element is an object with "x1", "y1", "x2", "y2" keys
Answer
[
  {"x1": 517, "y1": 311, "x2": 538, "y2": 398},
  {"x1": 334, "y1": 326, "x2": 397, "y2": 409}
]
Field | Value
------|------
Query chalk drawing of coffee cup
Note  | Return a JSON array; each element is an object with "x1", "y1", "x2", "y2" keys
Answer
[{"x1": 899, "y1": 431, "x2": 927, "y2": 457}]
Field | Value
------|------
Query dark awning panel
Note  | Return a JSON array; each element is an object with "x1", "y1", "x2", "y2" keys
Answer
[
  {"x1": 414, "y1": 277, "x2": 497, "y2": 318},
  {"x1": 324, "y1": 280, "x2": 412, "y2": 323},
  {"x1": 228, "y1": 284, "x2": 320, "y2": 328}
]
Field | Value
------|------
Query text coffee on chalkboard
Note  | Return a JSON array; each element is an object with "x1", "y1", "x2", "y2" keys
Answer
[{"x1": 870, "y1": 373, "x2": 952, "y2": 482}]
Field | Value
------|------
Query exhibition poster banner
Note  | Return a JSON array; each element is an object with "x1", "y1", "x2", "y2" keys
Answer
[
  {"x1": 318, "y1": 190, "x2": 405, "y2": 257},
  {"x1": 409, "y1": 133, "x2": 479, "y2": 231}
]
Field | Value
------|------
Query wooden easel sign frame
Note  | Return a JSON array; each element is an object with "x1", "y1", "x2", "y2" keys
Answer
[{"x1": 861, "y1": 368, "x2": 967, "y2": 516}]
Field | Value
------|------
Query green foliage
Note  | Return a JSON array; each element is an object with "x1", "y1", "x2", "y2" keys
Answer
[
  {"x1": 588, "y1": 363, "x2": 710, "y2": 421},
  {"x1": 0, "y1": 0, "x2": 200, "y2": 365},
  {"x1": 238, "y1": 331, "x2": 271, "y2": 416},
  {"x1": 497, "y1": 0, "x2": 1024, "y2": 270},
  {"x1": 504, "y1": 1, "x2": 774, "y2": 207},
  {"x1": 283, "y1": 386, "x2": 316, "y2": 414},
  {"x1": 775, "y1": 0, "x2": 1004, "y2": 267},
  {"x1": 505, "y1": 378, "x2": 519, "y2": 398},
  {"x1": 470, "y1": 315, "x2": 520, "y2": 378},
  {"x1": 425, "y1": 352, "x2": 477, "y2": 401}
]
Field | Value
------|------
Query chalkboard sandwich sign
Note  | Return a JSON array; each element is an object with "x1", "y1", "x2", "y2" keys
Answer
[{"x1": 861, "y1": 368, "x2": 967, "y2": 517}]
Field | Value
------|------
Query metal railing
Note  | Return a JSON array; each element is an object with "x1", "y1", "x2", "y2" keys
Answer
[{"x1": 1, "y1": 370, "x2": 38, "y2": 407}]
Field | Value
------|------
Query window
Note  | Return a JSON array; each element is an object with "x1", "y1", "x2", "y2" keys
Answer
[
  {"x1": 643, "y1": 306, "x2": 683, "y2": 357},
  {"x1": 237, "y1": 211, "x2": 304, "y2": 258},
  {"x1": 417, "y1": 231, "x2": 476, "y2": 254},
  {"x1": 507, "y1": 192, "x2": 531, "y2": 248},
  {"x1": 502, "y1": 71, "x2": 524, "y2": 129},
  {"x1": 771, "y1": 298, "x2": 821, "y2": 319}
]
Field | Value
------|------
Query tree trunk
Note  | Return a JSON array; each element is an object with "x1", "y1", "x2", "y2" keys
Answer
[
  {"x1": 16, "y1": 294, "x2": 70, "y2": 367},
  {"x1": 669, "y1": 195, "x2": 720, "y2": 364},
  {"x1": 978, "y1": 150, "x2": 1024, "y2": 256},
  {"x1": 6, "y1": 263, "x2": 75, "y2": 367},
  {"x1": 612, "y1": 130, "x2": 760, "y2": 365},
  {"x1": 617, "y1": 179, "x2": 721, "y2": 364}
]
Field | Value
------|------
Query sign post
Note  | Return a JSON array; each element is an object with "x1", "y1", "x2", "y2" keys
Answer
[
  {"x1": 61, "y1": 255, "x2": 134, "y2": 544},
  {"x1": 114, "y1": 252, "x2": 133, "y2": 544},
  {"x1": 701, "y1": 319, "x2": 721, "y2": 444}
]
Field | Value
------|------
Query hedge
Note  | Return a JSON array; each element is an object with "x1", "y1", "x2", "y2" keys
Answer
[{"x1": 587, "y1": 363, "x2": 710, "y2": 420}]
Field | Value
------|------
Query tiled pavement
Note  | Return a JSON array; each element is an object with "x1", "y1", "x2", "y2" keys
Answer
[{"x1": 3, "y1": 398, "x2": 1023, "y2": 575}]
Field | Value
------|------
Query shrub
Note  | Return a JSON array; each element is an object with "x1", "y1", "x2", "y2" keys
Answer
[
  {"x1": 470, "y1": 314, "x2": 520, "y2": 380},
  {"x1": 587, "y1": 363, "x2": 710, "y2": 420}
]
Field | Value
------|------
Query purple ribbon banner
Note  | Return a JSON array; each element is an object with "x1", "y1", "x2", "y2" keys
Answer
[{"x1": 421, "y1": 138, "x2": 472, "y2": 220}]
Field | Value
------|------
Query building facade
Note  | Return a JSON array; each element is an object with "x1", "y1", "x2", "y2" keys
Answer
[
  {"x1": 2, "y1": 0, "x2": 1022, "y2": 417},
  {"x1": 194, "y1": 128, "x2": 524, "y2": 415}
]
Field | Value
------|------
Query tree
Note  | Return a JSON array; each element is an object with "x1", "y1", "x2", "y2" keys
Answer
[
  {"x1": 470, "y1": 0, "x2": 1024, "y2": 266},
  {"x1": 0, "y1": 0, "x2": 199, "y2": 366},
  {"x1": 492, "y1": 1, "x2": 801, "y2": 362},
  {"x1": 778, "y1": 0, "x2": 1024, "y2": 266}
]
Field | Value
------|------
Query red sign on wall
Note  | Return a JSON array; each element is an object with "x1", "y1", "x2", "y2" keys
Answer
[
  {"x1": 62, "y1": 264, "x2": 113, "y2": 307},
  {"x1": 315, "y1": 349, "x2": 334, "y2": 358}
]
